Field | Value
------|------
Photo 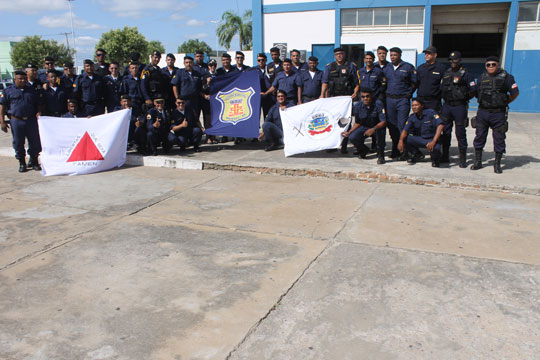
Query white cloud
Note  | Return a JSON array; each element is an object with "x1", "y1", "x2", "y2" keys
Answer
[
  {"x1": 186, "y1": 19, "x2": 205, "y2": 27},
  {"x1": 0, "y1": 0, "x2": 67, "y2": 13},
  {"x1": 170, "y1": 13, "x2": 187, "y2": 21},
  {"x1": 97, "y1": 0, "x2": 197, "y2": 18},
  {"x1": 38, "y1": 12, "x2": 105, "y2": 30},
  {"x1": 75, "y1": 36, "x2": 99, "y2": 47},
  {"x1": 185, "y1": 33, "x2": 209, "y2": 39},
  {"x1": 0, "y1": 36, "x2": 24, "y2": 42}
]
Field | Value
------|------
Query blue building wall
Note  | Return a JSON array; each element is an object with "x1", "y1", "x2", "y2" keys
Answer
[{"x1": 253, "y1": 0, "x2": 539, "y2": 113}]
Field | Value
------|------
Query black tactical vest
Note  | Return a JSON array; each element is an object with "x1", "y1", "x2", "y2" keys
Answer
[
  {"x1": 148, "y1": 66, "x2": 168, "y2": 98},
  {"x1": 442, "y1": 68, "x2": 469, "y2": 103},
  {"x1": 328, "y1": 61, "x2": 354, "y2": 96},
  {"x1": 478, "y1": 70, "x2": 508, "y2": 109}
]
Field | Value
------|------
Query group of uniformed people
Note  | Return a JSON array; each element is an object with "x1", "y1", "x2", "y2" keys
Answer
[{"x1": 0, "y1": 45, "x2": 519, "y2": 174}]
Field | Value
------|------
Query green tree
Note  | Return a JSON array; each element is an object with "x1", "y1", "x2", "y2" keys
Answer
[
  {"x1": 177, "y1": 39, "x2": 213, "y2": 54},
  {"x1": 217, "y1": 9, "x2": 252, "y2": 50},
  {"x1": 95, "y1": 26, "x2": 148, "y2": 65},
  {"x1": 146, "y1": 40, "x2": 166, "y2": 59},
  {"x1": 10, "y1": 36, "x2": 74, "y2": 69}
]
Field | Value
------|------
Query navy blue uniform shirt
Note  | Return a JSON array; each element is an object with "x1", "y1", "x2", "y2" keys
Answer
[
  {"x1": 43, "y1": 85, "x2": 67, "y2": 115},
  {"x1": 299, "y1": 69, "x2": 323, "y2": 98},
  {"x1": 383, "y1": 61, "x2": 417, "y2": 96},
  {"x1": 404, "y1": 109, "x2": 443, "y2": 138},
  {"x1": 321, "y1": 61, "x2": 359, "y2": 84},
  {"x1": 120, "y1": 75, "x2": 143, "y2": 102},
  {"x1": 146, "y1": 107, "x2": 170, "y2": 133},
  {"x1": 358, "y1": 66, "x2": 385, "y2": 98},
  {"x1": 0, "y1": 84, "x2": 44, "y2": 119},
  {"x1": 353, "y1": 99, "x2": 386, "y2": 128},
  {"x1": 104, "y1": 74, "x2": 123, "y2": 107},
  {"x1": 170, "y1": 108, "x2": 197, "y2": 132},
  {"x1": 73, "y1": 72, "x2": 105, "y2": 103},
  {"x1": 292, "y1": 62, "x2": 308, "y2": 73},
  {"x1": 161, "y1": 66, "x2": 179, "y2": 81},
  {"x1": 216, "y1": 66, "x2": 238, "y2": 76},
  {"x1": 171, "y1": 69, "x2": 203, "y2": 98},
  {"x1": 264, "y1": 103, "x2": 292, "y2": 130},
  {"x1": 272, "y1": 71, "x2": 302, "y2": 100},
  {"x1": 59, "y1": 74, "x2": 77, "y2": 98},
  {"x1": 416, "y1": 61, "x2": 447, "y2": 98}
]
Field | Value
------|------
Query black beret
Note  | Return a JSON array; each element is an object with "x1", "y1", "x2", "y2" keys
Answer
[
  {"x1": 63, "y1": 62, "x2": 74, "y2": 68},
  {"x1": 166, "y1": 53, "x2": 176, "y2": 60},
  {"x1": 67, "y1": 98, "x2": 79, "y2": 105},
  {"x1": 44, "y1": 56, "x2": 55, "y2": 62},
  {"x1": 364, "y1": 51, "x2": 375, "y2": 58},
  {"x1": 236, "y1": 51, "x2": 245, "y2": 57},
  {"x1": 449, "y1": 51, "x2": 462, "y2": 60},
  {"x1": 14, "y1": 70, "x2": 26, "y2": 76},
  {"x1": 486, "y1": 55, "x2": 500, "y2": 63},
  {"x1": 130, "y1": 52, "x2": 141, "y2": 61},
  {"x1": 389, "y1": 47, "x2": 402, "y2": 54},
  {"x1": 333, "y1": 47, "x2": 345, "y2": 53},
  {"x1": 151, "y1": 50, "x2": 161, "y2": 57},
  {"x1": 208, "y1": 59, "x2": 217, "y2": 66},
  {"x1": 25, "y1": 63, "x2": 37, "y2": 69},
  {"x1": 120, "y1": 94, "x2": 131, "y2": 100}
]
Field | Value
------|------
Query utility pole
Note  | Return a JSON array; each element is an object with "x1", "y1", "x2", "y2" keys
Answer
[{"x1": 67, "y1": 0, "x2": 77, "y2": 72}]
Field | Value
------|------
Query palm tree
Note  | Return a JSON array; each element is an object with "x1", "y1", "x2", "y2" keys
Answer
[{"x1": 217, "y1": 10, "x2": 252, "y2": 51}]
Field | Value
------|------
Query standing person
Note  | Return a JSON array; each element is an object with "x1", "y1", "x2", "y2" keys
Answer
[
  {"x1": 234, "y1": 51, "x2": 251, "y2": 72},
  {"x1": 141, "y1": 51, "x2": 170, "y2": 109},
  {"x1": 298, "y1": 56, "x2": 323, "y2": 104},
  {"x1": 172, "y1": 56, "x2": 203, "y2": 118},
  {"x1": 320, "y1": 47, "x2": 360, "y2": 154},
  {"x1": 216, "y1": 53, "x2": 237, "y2": 76},
  {"x1": 194, "y1": 50, "x2": 208, "y2": 74},
  {"x1": 290, "y1": 49, "x2": 308, "y2": 72},
  {"x1": 416, "y1": 46, "x2": 446, "y2": 112},
  {"x1": 267, "y1": 47, "x2": 284, "y2": 84},
  {"x1": 383, "y1": 47, "x2": 417, "y2": 160},
  {"x1": 60, "y1": 62, "x2": 77, "y2": 99},
  {"x1": 471, "y1": 56, "x2": 519, "y2": 173},
  {"x1": 123, "y1": 52, "x2": 145, "y2": 77},
  {"x1": 162, "y1": 53, "x2": 179, "y2": 111},
  {"x1": 202, "y1": 59, "x2": 218, "y2": 143},
  {"x1": 258, "y1": 90, "x2": 291, "y2": 151},
  {"x1": 374, "y1": 46, "x2": 390, "y2": 71},
  {"x1": 146, "y1": 96, "x2": 171, "y2": 156},
  {"x1": 253, "y1": 53, "x2": 274, "y2": 117},
  {"x1": 114, "y1": 95, "x2": 144, "y2": 152},
  {"x1": 93, "y1": 48, "x2": 110, "y2": 78},
  {"x1": 25, "y1": 63, "x2": 43, "y2": 91},
  {"x1": 120, "y1": 62, "x2": 144, "y2": 115},
  {"x1": 43, "y1": 70, "x2": 67, "y2": 116},
  {"x1": 398, "y1": 98, "x2": 444, "y2": 167},
  {"x1": 73, "y1": 59, "x2": 106, "y2": 116},
  {"x1": 38, "y1": 56, "x2": 62, "y2": 83},
  {"x1": 104, "y1": 62, "x2": 123, "y2": 113},
  {"x1": 168, "y1": 97, "x2": 203, "y2": 152},
  {"x1": 342, "y1": 91, "x2": 387, "y2": 163},
  {"x1": 62, "y1": 98, "x2": 85, "y2": 118},
  {"x1": 262, "y1": 58, "x2": 301, "y2": 105},
  {"x1": 440, "y1": 51, "x2": 477, "y2": 167},
  {"x1": 0, "y1": 70, "x2": 45, "y2": 172}
]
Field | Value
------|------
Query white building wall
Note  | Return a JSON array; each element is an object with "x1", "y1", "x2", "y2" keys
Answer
[
  {"x1": 514, "y1": 29, "x2": 540, "y2": 50},
  {"x1": 263, "y1": 10, "x2": 335, "y2": 52}
]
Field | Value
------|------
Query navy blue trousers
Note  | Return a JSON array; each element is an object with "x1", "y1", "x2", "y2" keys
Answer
[
  {"x1": 262, "y1": 122, "x2": 283, "y2": 145},
  {"x1": 441, "y1": 103, "x2": 468, "y2": 151},
  {"x1": 473, "y1": 109, "x2": 506, "y2": 153},
  {"x1": 406, "y1": 135, "x2": 441, "y2": 157},
  {"x1": 10, "y1": 118, "x2": 41, "y2": 159},
  {"x1": 147, "y1": 130, "x2": 170, "y2": 152},
  {"x1": 168, "y1": 127, "x2": 203, "y2": 148},
  {"x1": 386, "y1": 97, "x2": 410, "y2": 147},
  {"x1": 349, "y1": 126, "x2": 386, "y2": 151}
]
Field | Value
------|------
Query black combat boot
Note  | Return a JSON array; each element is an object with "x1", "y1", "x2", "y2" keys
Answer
[
  {"x1": 470, "y1": 149, "x2": 483, "y2": 170},
  {"x1": 431, "y1": 155, "x2": 440, "y2": 168},
  {"x1": 440, "y1": 134, "x2": 450, "y2": 163},
  {"x1": 18, "y1": 158, "x2": 28, "y2": 173},
  {"x1": 377, "y1": 150, "x2": 386, "y2": 164},
  {"x1": 494, "y1": 152, "x2": 503, "y2": 174},
  {"x1": 29, "y1": 156, "x2": 41, "y2": 171},
  {"x1": 458, "y1": 149, "x2": 467, "y2": 168}
]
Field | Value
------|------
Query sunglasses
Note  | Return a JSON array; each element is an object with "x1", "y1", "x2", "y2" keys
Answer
[
  {"x1": 257, "y1": 59, "x2": 266, "y2": 62},
  {"x1": 486, "y1": 62, "x2": 498, "y2": 68},
  {"x1": 360, "y1": 95, "x2": 371, "y2": 99},
  {"x1": 45, "y1": 62, "x2": 54, "y2": 65},
  {"x1": 177, "y1": 102, "x2": 186, "y2": 105},
  {"x1": 96, "y1": 53, "x2": 105, "y2": 57},
  {"x1": 236, "y1": 57, "x2": 244, "y2": 59}
]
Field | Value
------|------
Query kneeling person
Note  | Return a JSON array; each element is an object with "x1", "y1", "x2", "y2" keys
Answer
[
  {"x1": 398, "y1": 98, "x2": 444, "y2": 167},
  {"x1": 342, "y1": 91, "x2": 387, "y2": 164},
  {"x1": 62, "y1": 99, "x2": 85, "y2": 118},
  {"x1": 146, "y1": 97, "x2": 171, "y2": 156},
  {"x1": 258, "y1": 90, "x2": 291, "y2": 151},
  {"x1": 168, "y1": 98, "x2": 203, "y2": 152}
]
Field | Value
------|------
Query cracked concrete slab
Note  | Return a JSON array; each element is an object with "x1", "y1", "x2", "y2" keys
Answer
[
  {"x1": 229, "y1": 243, "x2": 540, "y2": 360},
  {"x1": 0, "y1": 217, "x2": 325, "y2": 360},
  {"x1": 336, "y1": 184, "x2": 540, "y2": 265}
]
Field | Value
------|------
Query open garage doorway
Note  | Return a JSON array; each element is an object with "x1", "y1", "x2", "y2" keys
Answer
[{"x1": 431, "y1": 3, "x2": 510, "y2": 80}]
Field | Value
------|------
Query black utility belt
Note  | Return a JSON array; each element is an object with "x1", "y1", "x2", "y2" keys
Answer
[
  {"x1": 386, "y1": 94, "x2": 408, "y2": 99},
  {"x1": 10, "y1": 116, "x2": 33, "y2": 121},
  {"x1": 479, "y1": 107, "x2": 506, "y2": 113},
  {"x1": 445, "y1": 100, "x2": 467, "y2": 106}
]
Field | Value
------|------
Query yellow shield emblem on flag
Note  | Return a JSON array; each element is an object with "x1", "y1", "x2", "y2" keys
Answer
[{"x1": 216, "y1": 87, "x2": 255, "y2": 125}]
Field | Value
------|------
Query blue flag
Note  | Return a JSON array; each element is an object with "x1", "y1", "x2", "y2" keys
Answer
[{"x1": 206, "y1": 71, "x2": 261, "y2": 138}]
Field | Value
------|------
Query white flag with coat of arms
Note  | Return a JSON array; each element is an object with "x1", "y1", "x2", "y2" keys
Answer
[
  {"x1": 38, "y1": 109, "x2": 130, "y2": 176},
  {"x1": 280, "y1": 96, "x2": 352, "y2": 157}
]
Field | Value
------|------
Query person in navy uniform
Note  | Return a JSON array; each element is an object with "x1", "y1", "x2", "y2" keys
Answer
[
  {"x1": 234, "y1": 51, "x2": 251, "y2": 72},
  {"x1": 73, "y1": 59, "x2": 105, "y2": 116},
  {"x1": 194, "y1": 50, "x2": 208, "y2": 74},
  {"x1": 342, "y1": 91, "x2": 387, "y2": 164},
  {"x1": 146, "y1": 96, "x2": 171, "y2": 156},
  {"x1": 93, "y1": 48, "x2": 110, "y2": 78},
  {"x1": 120, "y1": 62, "x2": 144, "y2": 115},
  {"x1": 440, "y1": 51, "x2": 477, "y2": 168},
  {"x1": 321, "y1": 47, "x2": 360, "y2": 154},
  {"x1": 172, "y1": 55, "x2": 203, "y2": 118},
  {"x1": 162, "y1": 53, "x2": 179, "y2": 111},
  {"x1": 374, "y1": 46, "x2": 390, "y2": 71},
  {"x1": 258, "y1": 90, "x2": 291, "y2": 151},
  {"x1": 123, "y1": 52, "x2": 145, "y2": 78},
  {"x1": 38, "y1": 56, "x2": 62, "y2": 84},
  {"x1": 262, "y1": 58, "x2": 301, "y2": 104},
  {"x1": 383, "y1": 47, "x2": 417, "y2": 160},
  {"x1": 62, "y1": 98, "x2": 85, "y2": 118},
  {"x1": 60, "y1": 62, "x2": 77, "y2": 99},
  {"x1": 104, "y1": 62, "x2": 123, "y2": 113},
  {"x1": 168, "y1": 97, "x2": 203, "y2": 152},
  {"x1": 252, "y1": 53, "x2": 274, "y2": 117},
  {"x1": 416, "y1": 46, "x2": 446, "y2": 112},
  {"x1": 297, "y1": 56, "x2": 323, "y2": 104},
  {"x1": 25, "y1": 63, "x2": 43, "y2": 91},
  {"x1": 141, "y1": 50, "x2": 170, "y2": 108},
  {"x1": 216, "y1": 53, "x2": 237, "y2": 76},
  {"x1": 290, "y1": 49, "x2": 308, "y2": 73},
  {"x1": 0, "y1": 70, "x2": 45, "y2": 172},
  {"x1": 43, "y1": 70, "x2": 67, "y2": 116},
  {"x1": 202, "y1": 59, "x2": 219, "y2": 143},
  {"x1": 471, "y1": 56, "x2": 519, "y2": 173},
  {"x1": 267, "y1": 47, "x2": 284, "y2": 84},
  {"x1": 398, "y1": 98, "x2": 444, "y2": 167},
  {"x1": 113, "y1": 95, "x2": 145, "y2": 152}
]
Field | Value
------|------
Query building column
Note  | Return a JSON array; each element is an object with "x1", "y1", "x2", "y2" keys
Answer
[
  {"x1": 504, "y1": 1, "x2": 519, "y2": 72},
  {"x1": 252, "y1": 0, "x2": 264, "y2": 62}
]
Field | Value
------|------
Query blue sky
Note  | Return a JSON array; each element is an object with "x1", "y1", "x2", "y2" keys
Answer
[{"x1": 0, "y1": 0, "x2": 251, "y2": 66}]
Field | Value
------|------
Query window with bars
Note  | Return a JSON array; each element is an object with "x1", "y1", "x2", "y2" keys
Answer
[
  {"x1": 518, "y1": 1, "x2": 540, "y2": 22},
  {"x1": 342, "y1": 7, "x2": 424, "y2": 27}
]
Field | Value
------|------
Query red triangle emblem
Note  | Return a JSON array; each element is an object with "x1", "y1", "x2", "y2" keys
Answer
[{"x1": 67, "y1": 132, "x2": 104, "y2": 162}]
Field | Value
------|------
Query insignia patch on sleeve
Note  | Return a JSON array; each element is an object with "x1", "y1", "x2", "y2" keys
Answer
[
  {"x1": 512, "y1": 83, "x2": 518, "y2": 89},
  {"x1": 434, "y1": 114, "x2": 439, "y2": 119},
  {"x1": 73, "y1": 83, "x2": 76, "y2": 87},
  {"x1": 470, "y1": 81, "x2": 475, "y2": 86},
  {"x1": 146, "y1": 114, "x2": 151, "y2": 120}
]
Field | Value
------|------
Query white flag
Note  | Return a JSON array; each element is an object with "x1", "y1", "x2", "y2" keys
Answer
[
  {"x1": 281, "y1": 96, "x2": 352, "y2": 157},
  {"x1": 38, "y1": 109, "x2": 131, "y2": 176}
]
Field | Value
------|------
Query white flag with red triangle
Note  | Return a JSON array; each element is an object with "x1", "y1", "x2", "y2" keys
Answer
[{"x1": 38, "y1": 109, "x2": 130, "y2": 176}]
